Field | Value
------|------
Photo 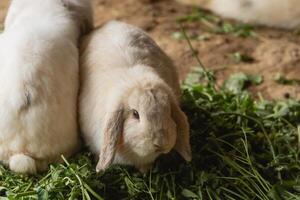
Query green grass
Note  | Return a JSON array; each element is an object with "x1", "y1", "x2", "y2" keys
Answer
[
  {"x1": 2, "y1": 52, "x2": 300, "y2": 200},
  {"x1": 1, "y1": 64, "x2": 300, "y2": 200},
  {"x1": 1, "y1": 12, "x2": 300, "y2": 200}
]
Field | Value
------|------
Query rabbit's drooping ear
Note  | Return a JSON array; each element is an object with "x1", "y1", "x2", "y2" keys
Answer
[
  {"x1": 96, "y1": 106, "x2": 125, "y2": 172},
  {"x1": 61, "y1": 0, "x2": 94, "y2": 34},
  {"x1": 170, "y1": 96, "x2": 192, "y2": 162}
]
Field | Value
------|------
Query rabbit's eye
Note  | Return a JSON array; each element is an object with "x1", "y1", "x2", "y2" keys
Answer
[{"x1": 132, "y1": 109, "x2": 140, "y2": 120}]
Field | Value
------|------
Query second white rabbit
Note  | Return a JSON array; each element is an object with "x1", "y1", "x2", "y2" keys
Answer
[{"x1": 79, "y1": 21, "x2": 191, "y2": 172}]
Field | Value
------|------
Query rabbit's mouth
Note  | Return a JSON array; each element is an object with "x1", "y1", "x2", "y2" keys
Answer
[
  {"x1": 154, "y1": 146, "x2": 170, "y2": 154},
  {"x1": 115, "y1": 147, "x2": 159, "y2": 165}
]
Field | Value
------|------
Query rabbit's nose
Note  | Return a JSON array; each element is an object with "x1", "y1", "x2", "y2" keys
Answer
[
  {"x1": 153, "y1": 140, "x2": 163, "y2": 149},
  {"x1": 152, "y1": 129, "x2": 168, "y2": 152},
  {"x1": 153, "y1": 138, "x2": 167, "y2": 153},
  {"x1": 153, "y1": 142, "x2": 163, "y2": 150}
]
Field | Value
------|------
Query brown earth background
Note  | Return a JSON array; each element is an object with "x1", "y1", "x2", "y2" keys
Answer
[{"x1": 1, "y1": 0, "x2": 300, "y2": 100}]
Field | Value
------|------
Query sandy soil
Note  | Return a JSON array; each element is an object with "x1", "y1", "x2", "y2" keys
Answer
[{"x1": 1, "y1": 0, "x2": 300, "y2": 100}]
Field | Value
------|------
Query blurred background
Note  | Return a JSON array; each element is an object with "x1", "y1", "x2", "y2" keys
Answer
[{"x1": 1, "y1": 0, "x2": 300, "y2": 100}]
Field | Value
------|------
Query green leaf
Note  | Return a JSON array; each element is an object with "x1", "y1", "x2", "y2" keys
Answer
[
  {"x1": 182, "y1": 189, "x2": 199, "y2": 198},
  {"x1": 223, "y1": 73, "x2": 248, "y2": 93},
  {"x1": 37, "y1": 188, "x2": 48, "y2": 200},
  {"x1": 223, "y1": 73, "x2": 263, "y2": 93}
]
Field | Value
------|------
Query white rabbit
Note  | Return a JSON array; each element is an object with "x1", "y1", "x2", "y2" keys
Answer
[
  {"x1": 79, "y1": 21, "x2": 191, "y2": 172},
  {"x1": 176, "y1": 0, "x2": 300, "y2": 29},
  {"x1": 0, "y1": 0, "x2": 93, "y2": 174}
]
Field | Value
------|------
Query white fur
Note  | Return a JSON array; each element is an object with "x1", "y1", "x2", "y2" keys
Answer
[
  {"x1": 80, "y1": 21, "x2": 191, "y2": 172},
  {"x1": 0, "y1": 0, "x2": 93, "y2": 173},
  {"x1": 176, "y1": 0, "x2": 300, "y2": 29}
]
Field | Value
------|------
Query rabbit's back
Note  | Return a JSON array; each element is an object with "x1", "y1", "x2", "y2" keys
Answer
[{"x1": 81, "y1": 21, "x2": 180, "y2": 95}]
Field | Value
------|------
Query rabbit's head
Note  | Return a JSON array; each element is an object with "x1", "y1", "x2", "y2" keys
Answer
[{"x1": 96, "y1": 67, "x2": 191, "y2": 172}]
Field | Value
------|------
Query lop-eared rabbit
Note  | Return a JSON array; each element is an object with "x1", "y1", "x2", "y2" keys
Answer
[
  {"x1": 176, "y1": 0, "x2": 300, "y2": 29},
  {"x1": 80, "y1": 21, "x2": 191, "y2": 172},
  {"x1": 0, "y1": 0, "x2": 93, "y2": 174}
]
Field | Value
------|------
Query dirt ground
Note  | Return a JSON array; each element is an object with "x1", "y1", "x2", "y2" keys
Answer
[{"x1": 1, "y1": 0, "x2": 300, "y2": 100}]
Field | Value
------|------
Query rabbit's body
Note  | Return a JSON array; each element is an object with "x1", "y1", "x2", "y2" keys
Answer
[
  {"x1": 80, "y1": 21, "x2": 191, "y2": 172},
  {"x1": 176, "y1": 0, "x2": 300, "y2": 29},
  {"x1": 0, "y1": 0, "x2": 93, "y2": 173}
]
